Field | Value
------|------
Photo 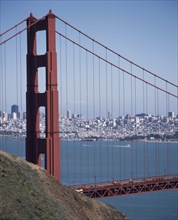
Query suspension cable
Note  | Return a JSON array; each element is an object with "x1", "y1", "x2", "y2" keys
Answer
[
  {"x1": 0, "y1": 14, "x2": 48, "y2": 46},
  {"x1": 55, "y1": 15, "x2": 178, "y2": 89},
  {"x1": 0, "y1": 18, "x2": 26, "y2": 37},
  {"x1": 56, "y1": 31, "x2": 178, "y2": 99}
]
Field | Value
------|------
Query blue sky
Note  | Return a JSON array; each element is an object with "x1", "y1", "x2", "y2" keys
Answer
[{"x1": 0, "y1": 0, "x2": 177, "y2": 116}]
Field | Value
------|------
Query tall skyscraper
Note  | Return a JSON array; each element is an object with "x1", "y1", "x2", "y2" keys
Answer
[
  {"x1": 11, "y1": 104, "x2": 20, "y2": 118},
  {"x1": 168, "y1": 112, "x2": 174, "y2": 118},
  {"x1": 11, "y1": 105, "x2": 19, "y2": 114},
  {"x1": 67, "y1": 110, "x2": 72, "y2": 119}
]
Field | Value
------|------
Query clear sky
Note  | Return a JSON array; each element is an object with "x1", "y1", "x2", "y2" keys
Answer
[{"x1": 0, "y1": 0, "x2": 177, "y2": 116}]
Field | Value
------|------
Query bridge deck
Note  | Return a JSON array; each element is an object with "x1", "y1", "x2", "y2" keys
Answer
[{"x1": 73, "y1": 174, "x2": 178, "y2": 198}]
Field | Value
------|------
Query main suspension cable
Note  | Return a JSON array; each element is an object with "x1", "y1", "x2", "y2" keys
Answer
[
  {"x1": 56, "y1": 32, "x2": 178, "y2": 99},
  {"x1": 55, "y1": 15, "x2": 177, "y2": 89},
  {"x1": 0, "y1": 18, "x2": 26, "y2": 37},
  {"x1": 0, "y1": 14, "x2": 48, "y2": 46}
]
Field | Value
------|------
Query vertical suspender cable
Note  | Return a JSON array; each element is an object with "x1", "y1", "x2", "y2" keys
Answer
[
  {"x1": 86, "y1": 50, "x2": 89, "y2": 183},
  {"x1": 146, "y1": 83, "x2": 148, "y2": 113},
  {"x1": 118, "y1": 56, "x2": 122, "y2": 180},
  {"x1": 143, "y1": 69, "x2": 145, "y2": 114},
  {"x1": 73, "y1": 43, "x2": 77, "y2": 184},
  {"x1": 166, "y1": 82, "x2": 168, "y2": 175},
  {"x1": 111, "y1": 64, "x2": 114, "y2": 180},
  {"x1": 4, "y1": 43, "x2": 7, "y2": 152},
  {"x1": 105, "y1": 48, "x2": 108, "y2": 181},
  {"x1": 146, "y1": 81, "x2": 148, "y2": 177},
  {"x1": 59, "y1": 34, "x2": 63, "y2": 183},
  {"x1": 98, "y1": 58, "x2": 101, "y2": 182},
  {"x1": 154, "y1": 76, "x2": 158, "y2": 176},
  {"x1": 143, "y1": 70, "x2": 146, "y2": 178},
  {"x1": 79, "y1": 32, "x2": 83, "y2": 184},
  {"x1": 19, "y1": 33, "x2": 23, "y2": 158},
  {"x1": 73, "y1": 43, "x2": 76, "y2": 117},
  {"x1": 154, "y1": 75, "x2": 159, "y2": 179},
  {"x1": 65, "y1": 24, "x2": 69, "y2": 184},
  {"x1": 92, "y1": 40, "x2": 96, "y2": 183},
  {"x1": 146, "y1": 82, "x2": 149, "y2": 177},
  {"x1": 123, "y1": 70, "x2": 125, "y2": 179},
  {"x1": 4, "y1": 44, "x2": 6, "y2": 122},
  {"x1": 118, "y1": 56, "x2": 120, "y2": 118},
  {"x1": 166, "y1": 81, "x2": 168, "y2": 117},
  {"x1": 166, "y1": 82, "x2": 170, "y2": 175},
  {"x1": 59, "y1": 35, "x2": 63, "y2": 118},
  {"x1": 16, "y1": 27, "x2": 19, "y2": 156},
  {"x1": 157, "y1": 84, "x2": 160, "y2": 177},
  {"x1": 168, "y1": 94, "x2": 170, "y2": 174},
  {"x1": 123, "y1": 70, "x2": 125, "y2": 117},
  {"x1": 73, "y1": 42, "x2": 77, "y2": 184},
  {"x1": 130, "y1": 63, "x2": 133, "y2": 179},
  {"x1": 154, "y1": 76, "x2": 157, "y2": 116},
  {"x1": 111, "y1": 64, "x2": 113, "y2": 119},
  {"x1": 130, "y1": 63, "x2": 133, "y2": 116},
  {"x1": 135, "y1": 76, "x2": 137, "y2": 178}
]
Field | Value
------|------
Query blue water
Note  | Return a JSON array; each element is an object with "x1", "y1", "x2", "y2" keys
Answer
[
  {"x1": 102, "y1": 190, "x2": 178, "y2": 220},
  {"x1": 0, "y1": 138, "x2": 178, "y2": 220}
]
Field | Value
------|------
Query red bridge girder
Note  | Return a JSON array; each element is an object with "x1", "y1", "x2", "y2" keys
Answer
[{"x1": 73, "y1": 174, "x2": 178, "y2": 198}]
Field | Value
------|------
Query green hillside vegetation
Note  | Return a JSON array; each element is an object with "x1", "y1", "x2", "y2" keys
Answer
[{"x1": 0, "y1": 150, "x2": 127, "y2": 220}]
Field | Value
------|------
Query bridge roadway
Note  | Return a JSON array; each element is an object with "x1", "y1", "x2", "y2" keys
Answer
[{"x1": 73, "y1": 174, "x2": 178, "y2": 198}]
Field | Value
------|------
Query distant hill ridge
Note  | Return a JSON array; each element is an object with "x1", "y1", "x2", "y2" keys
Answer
[{"x1": 0, "y1": 150, "x2": 127, "y2": 220}]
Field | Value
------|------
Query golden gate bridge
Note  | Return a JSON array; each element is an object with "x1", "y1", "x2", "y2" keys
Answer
[{"x1": 0, "y1": 11, "x2": 178, "y2": 198}]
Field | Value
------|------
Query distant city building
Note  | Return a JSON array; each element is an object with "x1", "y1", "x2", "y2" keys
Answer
[
  {"x1": 72, "y1": 113, "x2": 77, "y2": 119},
  {"x1": 135, "y1": 117, "x2": 140, "y2": 124},
  {"x1": 168, "y1": 112, "x2": 174, "y2": 118},
  {"x1": 12, "y1": 112, "x2": 17, "y2": 120},
  {"x1": 11, "y1": 104, "x2": 21, "y2": 118},
  {"x1": 23, "y1": 112, "x2": 26, "y2": 120},
  {"x1": 125, "y1": 114, "x2": 131, "y2": 119},
  {"x1": 67, "y1": 110, "x2": 72, "y2": 119},
  {"x1": 2, "y1": 112, "x2": 8, "y2": 121},
  {"x1": 108, "y1": 112, "x2": 113, "y2": 119},
  {"x1": 77, "y1": 114, "x2": 84, "y2": 120},
  {"x1": 11, "y1": 105, "x2": 19, "y2": 114}
]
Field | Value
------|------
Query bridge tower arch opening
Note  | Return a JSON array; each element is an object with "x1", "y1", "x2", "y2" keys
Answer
[{"x1": 26, "y1": 11, "x2": 60, "y2": 181}]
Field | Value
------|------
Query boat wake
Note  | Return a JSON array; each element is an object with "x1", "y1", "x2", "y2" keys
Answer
[{"x1": 111, "y1": 144, "x2": 132, "y2": 148}]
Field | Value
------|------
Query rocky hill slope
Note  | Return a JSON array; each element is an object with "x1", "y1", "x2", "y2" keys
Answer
[{"x1": 0, "y1": 150, "x2": 127, "y2": 220}]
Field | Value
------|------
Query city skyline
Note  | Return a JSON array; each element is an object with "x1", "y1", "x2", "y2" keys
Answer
[{"x1": 0, "y1": 103, "x2": 177, "y2": 120}]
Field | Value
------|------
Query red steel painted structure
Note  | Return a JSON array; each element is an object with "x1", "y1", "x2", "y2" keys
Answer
[
  {"x1": 74, "y1": 175, "x2": 178, "y2": 198},
  {"x1": 26, "y1": 11, "x2": 60, "y2": 180}
]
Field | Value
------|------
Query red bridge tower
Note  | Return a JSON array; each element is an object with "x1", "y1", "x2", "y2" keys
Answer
[{"x1": 26, "y1": 11, "x2": 60, "y2": 180}]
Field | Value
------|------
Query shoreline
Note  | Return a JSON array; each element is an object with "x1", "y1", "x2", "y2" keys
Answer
[{"x1": 0, "y1": 134, "x2": 178, "y2": 144}]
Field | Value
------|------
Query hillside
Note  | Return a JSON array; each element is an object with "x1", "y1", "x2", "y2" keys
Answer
[{"x1": 0, "y1": 150, "x2": 127, "y2": 220}]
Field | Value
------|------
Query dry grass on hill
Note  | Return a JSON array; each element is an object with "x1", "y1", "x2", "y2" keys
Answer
[{"x1": 0, "y1": 150, "x2": 127, "y2": 220}]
